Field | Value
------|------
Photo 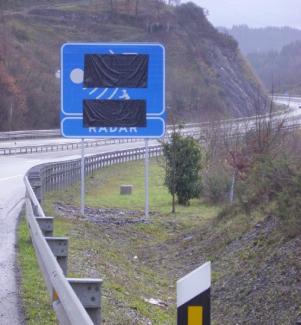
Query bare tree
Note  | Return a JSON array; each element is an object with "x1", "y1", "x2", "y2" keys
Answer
[{"x1": 135, "y1": 0, "x2": 139, "y2": 16}]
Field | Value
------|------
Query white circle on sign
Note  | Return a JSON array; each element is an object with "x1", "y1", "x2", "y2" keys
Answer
[{"x1": 70, "y1": 68, "x2": 84, "y2": 84}]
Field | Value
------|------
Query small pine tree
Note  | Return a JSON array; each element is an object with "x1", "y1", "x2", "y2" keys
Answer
[{"x1": 163, "y1": 132, "x2": 202, "y2": 210}]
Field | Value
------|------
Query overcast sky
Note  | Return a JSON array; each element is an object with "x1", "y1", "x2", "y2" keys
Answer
[{"x1": 184, "y1": 0, "x2": 301, "y2": 29}]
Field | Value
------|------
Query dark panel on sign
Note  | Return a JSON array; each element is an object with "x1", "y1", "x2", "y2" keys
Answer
[
  {"x1": 177, "y1": 288, "x2": 211, "y2": 325},
  {"x1": 84, "y1": 54, "x2": 149, "y2": 88},
  {"x1": 83, "y1": 100, "x2": 146, "y2": 127}
]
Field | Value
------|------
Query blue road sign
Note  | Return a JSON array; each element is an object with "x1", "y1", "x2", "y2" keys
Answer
[{"x1": 61, "y1": 43, "x2": 165, "y2": 138}]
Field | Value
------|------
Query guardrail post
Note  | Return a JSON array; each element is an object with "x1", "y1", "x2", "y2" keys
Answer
[
  {"x1": 28, "y1": 168, "x2": 42, "y2": 203},
  {"x1": 45, "y1": 237, "x2": 68, "y2": 276},
  {"x1": 35, "y1": 217, "x2": 54, "y2": 237},
  {"x1": 67, "y1": 278, "x2": 102, "y2": 325}
]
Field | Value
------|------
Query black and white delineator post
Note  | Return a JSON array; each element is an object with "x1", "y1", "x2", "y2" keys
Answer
[{"x1": 177, "y1": 262, "x2": 211, "y2": 325}]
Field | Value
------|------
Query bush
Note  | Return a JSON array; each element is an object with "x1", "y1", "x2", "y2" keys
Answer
[
  {"x1": 236, "y1": 152, "x2": 301, "y2": 221},
  {"x1": 202, "y1": 165, "x2": 231, "y2": 203},
  {"x1": 163, "y1": 132, "x2": 202, "y2": 207}
]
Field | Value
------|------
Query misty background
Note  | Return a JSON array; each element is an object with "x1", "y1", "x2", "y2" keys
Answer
[{"x1": 186, "y1": 0, "x2": 301, "y2": 29}]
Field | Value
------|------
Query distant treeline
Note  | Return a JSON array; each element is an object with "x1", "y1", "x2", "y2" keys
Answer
[
  {"x1": 220, "y1": 25, "x2": 301, "y2": 54},
  {"x1": 247, "y1": 41, "x2": 301, "y2": 94},
  {"x1": 219, "y1": 25, "x2": 301, "y2": 94}
]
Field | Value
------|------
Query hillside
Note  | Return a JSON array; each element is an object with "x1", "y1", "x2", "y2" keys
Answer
[
  {"x1": 221, "y1": 25, "x2": 301, "y2": 54},
  {"x1": 0, "y1": 1, "x2": 265, "y2": 131},
  {"x1": 247, "y1": 41, "x2": 301, "y2": 95}
]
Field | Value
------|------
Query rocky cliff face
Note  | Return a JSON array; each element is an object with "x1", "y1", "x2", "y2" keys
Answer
[{"x1": 1, "y1": 1, "x2": 266, "y2": 130}]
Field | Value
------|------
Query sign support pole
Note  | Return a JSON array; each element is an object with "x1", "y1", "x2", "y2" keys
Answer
[
  {"x1": 144, "y1": 139, "x2": 149, "y2": 219},
  {"x1": 80, "y1": 138, "x2": 85, "y2": 216}
]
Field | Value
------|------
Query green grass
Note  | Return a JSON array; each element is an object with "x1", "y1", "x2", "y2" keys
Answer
[
  {"x1": 19, "y1": 159, "x2": 220, "y2": 324},
  {"x1": 18, "y1": 214, "x2": 80, "y2": 324},
  {"x1": 18, "y1": 218, "x2": 56, "y2": 325},
  {"x1": 46, "y1": 158, "x2": 217, "y2": 218}
]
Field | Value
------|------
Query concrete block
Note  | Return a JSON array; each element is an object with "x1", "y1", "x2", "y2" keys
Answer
[{"x1": 120, "y1": 185, "x2": 133, "y2": 195}]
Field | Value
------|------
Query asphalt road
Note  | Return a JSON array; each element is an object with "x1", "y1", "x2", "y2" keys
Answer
[{"x1": 0, "y1": 95, "x2": 299, "y2": 324}]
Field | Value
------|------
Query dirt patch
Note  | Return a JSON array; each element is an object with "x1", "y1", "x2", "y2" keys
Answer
[{"x1": 54, "y1": 202, "x2": 152, "y2": 225}]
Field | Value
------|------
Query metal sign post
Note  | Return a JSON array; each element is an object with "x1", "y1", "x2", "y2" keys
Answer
[
  {"x1": 144, "y1": 139, "x2": 149, "y2": 219},
  {"x1": 177, "y1": 262, "x2": 211, "y2": 325},
  {"x1": 80, "y1": 138, "x2": 85, "y2": 216}
]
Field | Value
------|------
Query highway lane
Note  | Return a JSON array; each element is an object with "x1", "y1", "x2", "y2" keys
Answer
[
  {"x1": 274, "y1": 96, "x2": 301, "y2": 118},
  {"x1": 0, "y1": 95, "x2": 299, "y2": 324},
  {"x1": 0, "y1": 157, "x2": 41, "y2": 324},
  {"x1": 0, "y1": 137, "x2": 86, "y2": 148}
]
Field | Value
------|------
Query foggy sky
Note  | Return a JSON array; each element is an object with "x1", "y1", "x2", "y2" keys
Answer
[{"x1": 185, "y1": 0, "x2": 301, "y2": 29}]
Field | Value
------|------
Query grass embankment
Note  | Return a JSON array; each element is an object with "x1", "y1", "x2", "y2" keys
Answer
[
  {"x1": 18, "y1": 159, "x2": 220, "y2": 324},
  {"x1": 18, "y1": 159, "x2": 301, "y2": 324}
]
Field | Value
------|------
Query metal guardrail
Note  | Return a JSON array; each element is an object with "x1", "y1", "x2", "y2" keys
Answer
[
  {"x1": 25, "y1": 176, "x2": 99, "y2": 325},
  {"x1": 39, "y1": 145, "x2": 163, "y2": 196},
  {"x1": 24, "y1": 145, "x2": 163, "y2": 324},
  {"x1": 0, "y1": 109, "x2": 289, "y2": 143},
  {"x1": 1, "y1": 105, "x2": 300, "y2": 155},
  {"x1": 0, "y1": 129, "x2": 60, "y2": 141},
  {"x1": 0, "y1": 137, "x2": 142, "y2": 155},
  {"x1": 2, "y1": 116, "x2": 299, "y2": 156}
]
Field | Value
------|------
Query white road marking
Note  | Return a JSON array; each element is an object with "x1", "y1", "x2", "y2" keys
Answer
[{"x1": 0, "y1": 175, "x2": 23, "y2": 182}]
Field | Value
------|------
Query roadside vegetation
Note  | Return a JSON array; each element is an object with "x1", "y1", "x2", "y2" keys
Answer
[
  {"x1": 20, "y1": 159, "x2": 220, "y2": 324},
  {"x1": 18, "y1": 119, "x2": 301, "y2": 324},
  {"x1": 17, "y1": 100, "x2": 301, "y2": 325},
  {"x1": 163, "y1": 130, "x2": 202, "y2": 211}
]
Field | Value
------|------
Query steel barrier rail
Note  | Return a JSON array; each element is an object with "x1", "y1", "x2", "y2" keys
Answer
[
  {"x1": 2, "y1": 114, "x2": 300, "y2": 156},
  {"x1": 24, "y1": 176, "x2": 97, "y2": 325},
  {"x1": 0, "y1": 129, "x2": 61, "y2": 141},
  {"x1": 21, "y1": 117, "x2": 301, "y2": 155},
  {"x1": 0, "y1": 137, "x2": 142, "y2": 155},
  {"x1": 0, "y1": 99, "x2": 294, "y2": 143},
  {"x1": 39, "y1": 145, "x2": 163, "y2": 197}
]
